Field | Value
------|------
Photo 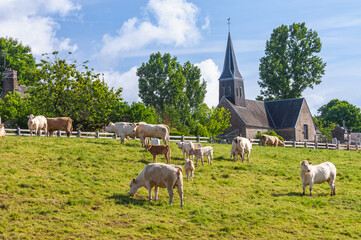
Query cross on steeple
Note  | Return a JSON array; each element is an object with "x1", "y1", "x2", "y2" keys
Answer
[{"x1": 227, "y1": 17, "x2": 231, "y2": 32}]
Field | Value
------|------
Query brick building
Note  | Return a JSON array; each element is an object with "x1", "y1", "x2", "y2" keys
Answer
[
  {"x1": 0, "y1": 69, "x2": 26, "y2": 99},
  {"x1": 217, "y1": 32, "x2": 317, "y2": 141}
]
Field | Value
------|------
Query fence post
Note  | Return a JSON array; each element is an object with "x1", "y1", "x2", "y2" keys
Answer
[
  {"x1": 181, "y1": 135, "x2": 184, "y2": 142},
  {"x1": 336, "y1": 143, "x2": 339, "y2": 150},
  {"x1": 210, "y1": 136, "x2": 213, "y2": 144},
  {"x1": 347, "y1": 144, "x2": 350, "y2": 151},
  {"x1": 304, "y1": 141, "x2": 307, "y2": 148},
  {"x1": 77, "y1": 130, "x2": 81, "y2": 138},
  {"x1": 197, "y1": 135, "x2": 200, "y2": 143},
  {"x1": 315, "y1": 141, "x2": 318, "y2": 149},
  {"x1": 96, "y1": 131, "x2": 100, "y2": 138},
  {"x1": 356, "y1": 144, "x2": 359, "y2": 151},
  {"x1": 17, "y1": 127, "x2": 21, "y2": 136},
  {"x1": 57, "y1": 130, "x2": 61, "y2": 137},
  {"x1": 293, "y1": 140, "x2": 296, "y2": 148},
  {"x1": 326, "y1": 142, "x2": 329, "y2": 150}
]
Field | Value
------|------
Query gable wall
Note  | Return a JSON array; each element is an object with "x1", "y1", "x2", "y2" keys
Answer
[
  {"x1": 295, "y1": 101, "x2": 316, "y2": 141},
  {"x1": 217, "y1": 100, "x2": 246, "y2": 136}
]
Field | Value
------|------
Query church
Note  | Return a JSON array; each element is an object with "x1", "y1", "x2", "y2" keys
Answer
[{"x1": 216, "y1": 32, "x2": 317, "y2": 141}]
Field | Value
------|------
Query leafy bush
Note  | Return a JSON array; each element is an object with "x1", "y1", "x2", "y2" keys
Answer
[{"x1": 255, "y1": 130, "x2": 284, "y2": 141}]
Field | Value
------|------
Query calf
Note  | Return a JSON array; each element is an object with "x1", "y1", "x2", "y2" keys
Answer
[
  {"x1": 189, "y1": 145, "x2": 213, "y2": 165},
  {"x1": 184, "y1": 159, "x2": 195, "y2": 182},
  {"x1": 0, "y1": 123, "x2": 5, "y2": 137},
  {"x1": 177, "y1": 142, "x2": 202, "y2": 160},
  {"x1": 300, "y1": 160, "x2": 336, "y2": 196},
  {"x1": 129, "y1": 163, "x2": 184, "y2": 206},
  {"x1": 147, "y1": 145, "x2": 171, "y2": 164}
]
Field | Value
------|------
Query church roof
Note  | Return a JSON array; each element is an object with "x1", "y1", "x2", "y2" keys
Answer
[
  {"x1": 221, "y1": 97, "x2": 306, "y2": 129},
  {"x1": 265, "y1": 98, "x2": 304, "y2": 128},
  {"x1": 219, "y1": 32, "x2": 243, "y2": 81}
]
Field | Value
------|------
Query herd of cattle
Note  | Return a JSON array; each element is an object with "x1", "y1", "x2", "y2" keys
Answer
[{"x1": 1, "y1": 115, "x2": 338, "y2": 207}]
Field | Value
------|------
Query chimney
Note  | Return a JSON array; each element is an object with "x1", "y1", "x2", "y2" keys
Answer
[{"x1": 1, "y1": 69, "x2": 18, "y2": 99}]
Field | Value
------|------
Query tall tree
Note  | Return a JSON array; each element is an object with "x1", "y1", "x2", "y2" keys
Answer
[
  {"x1": 258, "y1": 22, "x2": 326, "y2": 100},
  {"x1": 137, "y1": 52, "x2": 207, "y2": 127},
  {"x1": 317, "y1": 99, "x2": 361, "y2": 132},
  {"x1": 0, "y1": 37, "x2": 37, "y2": 92},
  {"x1": 28, "y1": 52, "x2": 124, "y2": 130}
]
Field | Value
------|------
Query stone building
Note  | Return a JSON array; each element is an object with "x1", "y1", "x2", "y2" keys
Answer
[
  {"x1": 217, "y1": 32, "x2": 317, "y2": 141},
  {"x1": 331, "y1": 123, "x2": 361, "y2": 145},
  {"x1": 0, "y1": 68, "x2": 26, "y2": 99}
]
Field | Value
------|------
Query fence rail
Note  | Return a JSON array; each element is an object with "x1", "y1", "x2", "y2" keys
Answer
[{"x1": 3, "y1": 128, "x2": 360, "y2": 151}]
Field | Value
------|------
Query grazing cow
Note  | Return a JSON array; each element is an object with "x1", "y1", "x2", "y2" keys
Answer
[
  {"x1": 230, "y1": 137, "x2": 252, "y2": 162},
  {"x1": 27, "y1": 114, "x2": 48, "y2": 136},
  {"x1": 105, "y1": 122, "x2": 136, "y2": 144},
  {"x1": 177, "y1": 142, "x2": 202, "y2": 160},
  {"x1": 130, "y1": 163, "x2": 184, "y2": 206},
  {"x1": 146, "y1": 145, "x2": 171, "y2": 164},
  {"x1": 47, "y1": 117, "x2": 73, "y2": 137},
  {"x1": 133, "y1": 123, "x2": 170, "y2": 146},
  {"x1": 189, "y1": 144, "x2": 213, "y2": 165},
  {"x1": 260, "y1": 134, "x2": 285, "y2": 147},
  {"x1": 0, "y1": 123, "x2": 5, "y2": 137},
  {"x1": 184, "y1": 159, "x2": 195, "y2": 182},
  {"x1": 300, "y1": 160, "x2": 336, "y2": 196}
]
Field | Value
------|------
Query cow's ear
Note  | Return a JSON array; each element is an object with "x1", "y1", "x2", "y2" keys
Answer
[
  {"x1": 309, "y1": 162, "x2": 312, "y2": 165},
  {"x1": 300, "y1": 161, "x2": 303, "y2": 165},
  {"x1": 132, "y1": 178, "x2": 136, "y2": 183}
]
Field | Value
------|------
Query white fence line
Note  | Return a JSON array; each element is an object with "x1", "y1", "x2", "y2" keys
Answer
[{"x1": 3, "y1": 128, "x2": 360, "y2": 151}]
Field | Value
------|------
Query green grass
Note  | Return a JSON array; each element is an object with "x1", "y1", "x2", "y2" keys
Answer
[{"x1": 1, "y1": 136, "x2": 361, "y2": 239}]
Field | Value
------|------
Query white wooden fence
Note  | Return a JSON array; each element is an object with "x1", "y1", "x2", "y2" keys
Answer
[{"x1": 4, "y1": 128, "x2": 360, "y2": 151}]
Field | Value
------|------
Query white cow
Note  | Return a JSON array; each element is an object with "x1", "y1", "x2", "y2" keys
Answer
[
  {"x1": 300, "y1": 160, "x2": 336, "y2": 196},
  {"x1": 177, "y1": 142, "x2": 202, "y2": 160},
  {"x1": 129, "y1": 163, "x2": 184, "y2": 206},
  {"x1": 0, "y1": 123, "x2": 5, "y2": 137},
  {"x1": 189, "y1": 144, "x2": 213, "y2": 165},
  {"x1": 27, "y1": 114, "x2": 47, "y2": 136},
  {"x1": 105, "y1": 122, "x2": 136, "y2": 144},
  {"x1": 184, "y1": 159, "x2": 195, "y2": 182},
  {"x1": 230, "y1": 137, "x2": 252, "y2": 162},
  {"x1": 133, "y1": 123, "x2": 170, "y2": 146}
]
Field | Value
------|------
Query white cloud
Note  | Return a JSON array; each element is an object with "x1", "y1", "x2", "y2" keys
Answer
[
  {"x1": 102, "y1": 67, "x2": 140, "y2": 103},
  {"x1": 195, "y1": 59, "x2": 221, "y2": 108},
  {"x1": 99, "y1": 0, "x2": 202, "y2": 59},
  {"x1": 0, "y1": 0, "x2": 80, "y2": 55}
]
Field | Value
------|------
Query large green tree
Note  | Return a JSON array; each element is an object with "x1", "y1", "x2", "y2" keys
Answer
[
  {"x1": 27, "y1": 52, "x2": 124, "y2": 130},
  {"x1": 317, "y1": 99, "x2": 361, "y2": 132},
  {"x1": 137, "y1": 52, "x2": 206, "y2": 119},
  {"x1": 0, "y1": 37, "x2": 37, "y2": 92},
  {"x1": 258, "y1": 22, "x2": 326, "y2": 100}
]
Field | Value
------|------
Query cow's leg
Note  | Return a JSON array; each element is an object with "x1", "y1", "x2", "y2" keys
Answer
[
  {"x1": 309, "y1": 181, "x2": 314, "y2": 196},
  {"x1": 186, "y1": 170, "x2": 189, "y2": 182},
  {"x1": 167, "y1": 186, "x2": 174, "y2": 205},
  {"x1": 146, "y1": 182, "x2": 152, "y2": 201},
  {"x1": 247, "y1": 152, "x2": 250, "y2": 162},
  {"x1": 191, "y1": 170, "x2": 193, "y2": 182},
  {"x1": 153, "y1": 155, "x2": 157, "y2": 163},
  {"x1": 183, "y1": 150, "x2": 185, "y2": 160},
  {"x1": 201, "y1": 156, "x2": 204, "y2": 166},
  {"x1": 176, "y1": 184, "x2": 183, "y2": 207},
  {"x1": 154, "y1": 186, "x2": 159, "y2": 201},
  {"x1": 302, "y1": 181, "x2": 306, "y2": 196}
]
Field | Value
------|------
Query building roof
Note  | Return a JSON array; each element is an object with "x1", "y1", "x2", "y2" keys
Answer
[
  {"x1": 219, "y1": 32, "x2": 243, "y2": 81},
  {"x1": 222, "y1": 97, "x2": 306, "y2": 129},
  {"x1": 265, "y1": 98, "x2": 304, "y2": 128}
]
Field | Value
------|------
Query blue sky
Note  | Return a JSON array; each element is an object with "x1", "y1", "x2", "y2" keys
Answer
[{"x1": 0, "y1": 0, "x2": 360, "y2": 115}]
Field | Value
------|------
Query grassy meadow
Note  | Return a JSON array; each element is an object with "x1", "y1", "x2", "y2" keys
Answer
[{"x1": 0, "y1": 136, "x2": 361, "y2": 239}]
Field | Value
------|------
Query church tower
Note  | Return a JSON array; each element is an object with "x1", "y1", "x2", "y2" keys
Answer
[{"x1": 218, "y1": 32, "x2": 246, "y2": 107}]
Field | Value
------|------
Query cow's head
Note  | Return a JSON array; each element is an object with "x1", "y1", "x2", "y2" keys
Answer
[
  {"x1": 27, "y1": 114, "x2": 34, "y2": 120},
  {"x1": 131, "y1": 123, "x2": 138, "y2": 134},
  {"x1": 129, "y1": 178, "x2": 139, "y2": 196},
  {"x1": 300, "y1": 160, "x2": 312, "y2": 173},
  {"x1": 105, "y1": 122, "x2": 115, "y2": 132},
  {"x1": 177, "y1": 142, "x2": 183, "y2": 149}
]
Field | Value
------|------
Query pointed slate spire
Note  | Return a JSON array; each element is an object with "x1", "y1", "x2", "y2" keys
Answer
[
  {"x1": 219, "y1": 32, "x2": 243, "y2": 81},
  {"x1": 218, "y1": 31, "x2": 246, "y2": 107}
]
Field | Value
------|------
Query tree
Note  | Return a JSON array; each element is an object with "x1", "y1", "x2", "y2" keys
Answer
[
  {"x1": 28, "y1": 52, "x2": 124, "y2": 130},
  {"x1": 317, "y1": 99, "x2": 361, "y2": 132},
  {"x1": 258, "y1": 22, "x2": 326, "y2": 100},
  {"x1": 313, "y1": 117, "x2": 337, "y2": 140},
  {"x1": 137, "y1": 52, "x2": 206, "y2": 121},
  {"x1": 0, "y1": 91, "x2": 34, "y2": 128},
  {"x1": 123, "y1": 102, "x2": 158, "y2": 124},
  {"x1": 0, "y1": 37, "x2": 37, "y2": 92}
]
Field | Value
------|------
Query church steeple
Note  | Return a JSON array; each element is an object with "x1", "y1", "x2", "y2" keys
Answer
[{"x1": 219, "y1": 31, "x2": 246, "y2": 107}]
